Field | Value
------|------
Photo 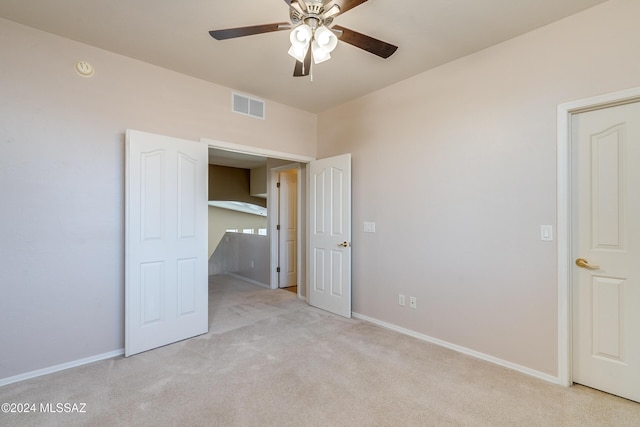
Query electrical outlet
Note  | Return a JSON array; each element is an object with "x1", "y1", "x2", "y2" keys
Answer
[
  {"x1": 398, "y1": 294, "x2": 406, "y2": 306},
  {"x1": 250, "y1": 261, "x2": 255, "y2": 268},
  {"x1": 409, "y1": 297, "x2": 417, "y2": 310}
]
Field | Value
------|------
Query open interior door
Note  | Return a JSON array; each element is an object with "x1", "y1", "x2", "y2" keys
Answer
[
  {"x1": 308, "y1": 153, "x2": 352, "y2": 318},
  {"x1": 279, "y1": 170, "x2": 298, "y2": 288},
  {"x1": 125, "y1": 129, "x2": 208, "y2": 356}
]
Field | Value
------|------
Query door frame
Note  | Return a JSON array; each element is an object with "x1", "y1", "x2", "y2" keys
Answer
[
  {"x1": 556, "y1": 86, "x2": 640, "y2": 387},
  {"x1": 201, "y1": 137, "x2": 314, "y2": 292},
  {"x1": 270, "y1": 164, "x2": 303, "y2": 296}
]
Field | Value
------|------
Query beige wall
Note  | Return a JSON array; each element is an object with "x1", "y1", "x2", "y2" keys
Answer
[
  {"x1": 0, "y1": 18, "x2": 315, "y2": 381},
  {"x1": 2, "y1": 0, "x2": 639, "y2": 384},
  {"x1": 208, "y1": 207, "x2": 267, "y2": 257},
  {"x1": 317, "y1": 0, "x2": 640, "y2": 377}
]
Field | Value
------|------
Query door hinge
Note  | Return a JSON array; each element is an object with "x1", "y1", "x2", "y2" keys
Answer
[
  {"x1": 277, "y1": 182, "x2": 280, "y2": 188},
  {"x1": 276, "y1": 224, "x2": 280, "y2": 230},
  {"x1": 277, "y1": 267, "x2": 280, "y2": 273}
]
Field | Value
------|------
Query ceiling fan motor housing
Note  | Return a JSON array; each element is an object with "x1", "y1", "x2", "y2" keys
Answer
[
  {"x1": 306, "y1": 2, "x2": 324, "y2": 15},
  {"x1": 289, "y1": 0, "x2": 335, "y2": 28}
]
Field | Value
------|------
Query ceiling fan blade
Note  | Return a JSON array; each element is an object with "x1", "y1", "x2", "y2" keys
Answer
[
  {"x1": 293, "y1": 48, "x2": 312, "y2": 77},
  {"x1": 325, "y1": 0, "x2": 369, "y2": 16},
  {"x1": 332, "y1": 25, "x2": 398, "y2": 59},
  {"x1": 209, "y1": 23, "x2": 290, "y2": 40},
  {"x1": 293, "y1": 61, "x2": 305, "y2": 77}
]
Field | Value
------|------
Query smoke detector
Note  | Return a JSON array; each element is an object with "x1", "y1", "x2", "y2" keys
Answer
[{"x1": 74, "y1": 61, "x2": 94, "y2": 77}]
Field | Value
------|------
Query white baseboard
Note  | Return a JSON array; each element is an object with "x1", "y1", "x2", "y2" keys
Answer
[
  {"x1": 352, "y1": 312, "x2": 561, "y2": 386},
  {"x1": 227, "y1": 273, "x2": 270, "y2": 289},
  {"x1": 0, "y1": 349, "x2": 124, "y2": 387},
  {"x1": 2, "y1": 315, "x2": 561, "y2": 388}
]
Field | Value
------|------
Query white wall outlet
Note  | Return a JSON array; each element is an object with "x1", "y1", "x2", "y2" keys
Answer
[
  {"x1": 250, "y1": 260, "x2": 255, "y2": 268},
  {"x1": 541, "y1": 225, "x2": 553, "y2": 241},
  {"x1": 409, "y1": 297, "x2": 417, "y2": 310},
  {"x1": 398, "y1": 294, "x2": 406, "y2": 306},
  {"x1": 364, "y1": 221, "x2": 376, "y2": 233}
]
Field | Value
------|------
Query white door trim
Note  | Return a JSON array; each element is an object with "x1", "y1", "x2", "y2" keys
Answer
[
  {"x1": 270, "y1": 164, "x2": 303, "y2": 295},
  {"x1": 557, "y1": 86, "x2": 640, "y2": 386},
  {"x1": 201, "y1": 138, "x2": 315, "y2": 164}
]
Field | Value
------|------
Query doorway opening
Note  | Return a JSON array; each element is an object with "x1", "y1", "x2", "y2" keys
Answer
[
  {"x1": 207, "y1": 150, "x2": 269, "y2": 288},
  {"x1": 271, "y1": 164, "x2": 303, "y2": 299},
  {"x1": 204, "y1": 138, "x2": 314, "y2": 299}
]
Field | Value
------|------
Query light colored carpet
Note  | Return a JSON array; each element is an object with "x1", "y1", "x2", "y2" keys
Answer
[{"x1": 1, "y1": 275, "x2": 639, "y2": 426}]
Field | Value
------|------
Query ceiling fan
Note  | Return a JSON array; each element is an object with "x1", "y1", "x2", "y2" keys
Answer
[{"x1": 209, "y1": 0, "x2": 398, "y2": 77}]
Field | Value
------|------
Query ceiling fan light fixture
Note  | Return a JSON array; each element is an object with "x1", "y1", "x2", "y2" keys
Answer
[
  {"x1": 314, "y1": 25, "x2": 338, "y2": 53},
  {"x1": 289, "y1": 24, "x2": 312, "y2": 46},
  {"x1": 288, "y1": 43, "x2": 309, "y2": 62},
  {"x1": 311, "y1": 40, "x2": 331, "y2": 64}
]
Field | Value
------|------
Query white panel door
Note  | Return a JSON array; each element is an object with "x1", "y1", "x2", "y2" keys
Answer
[
  {"x1": 125, "y1": 129, "x2": 208, "y2": 357},
  {"x1": 279, "y1": 170, "x2": 298, "y2": 288},
  {"x1": 308, "y1": 154, "x2": 351, "y2": 318},
  {"x1": 572, "y1": 101, "x2": 640, "y2": 402}
]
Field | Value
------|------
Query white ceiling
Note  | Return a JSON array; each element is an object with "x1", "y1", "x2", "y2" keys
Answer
[
  {"x1": 208, "y1": 149, "x2": 267, "y2": 169},
  {"x1": 0, "y1": 0, "x2": 606, "y2": 113}
]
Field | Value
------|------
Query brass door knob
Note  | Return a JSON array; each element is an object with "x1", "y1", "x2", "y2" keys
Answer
[
  {"x1": 338, "y1": 242, "x2": 350, "y2": 247},
  {"x1": 575, "y1": 258, "x2": 600, "y2": 270}
]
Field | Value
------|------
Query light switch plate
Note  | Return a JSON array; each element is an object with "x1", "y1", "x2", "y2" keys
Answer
[
  {"x1": 541, "y1": 225, "x2": 553, "y2": 241},
  {"x1": 364, "y1": 222, "x2": 376, "y2": 233}
]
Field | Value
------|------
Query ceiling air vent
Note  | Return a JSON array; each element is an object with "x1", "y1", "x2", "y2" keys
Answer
[{"x1": 232, "y1": 93, "x2": 265, "y2": 119}]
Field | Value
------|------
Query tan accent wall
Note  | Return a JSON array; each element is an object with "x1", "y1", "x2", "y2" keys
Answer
[
  {"x1": 208, "y1": 165, "x2": 266, "y2": 207},
  {"x1": 250, "y1": 166, "x2": 267, "y2": 197}
]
